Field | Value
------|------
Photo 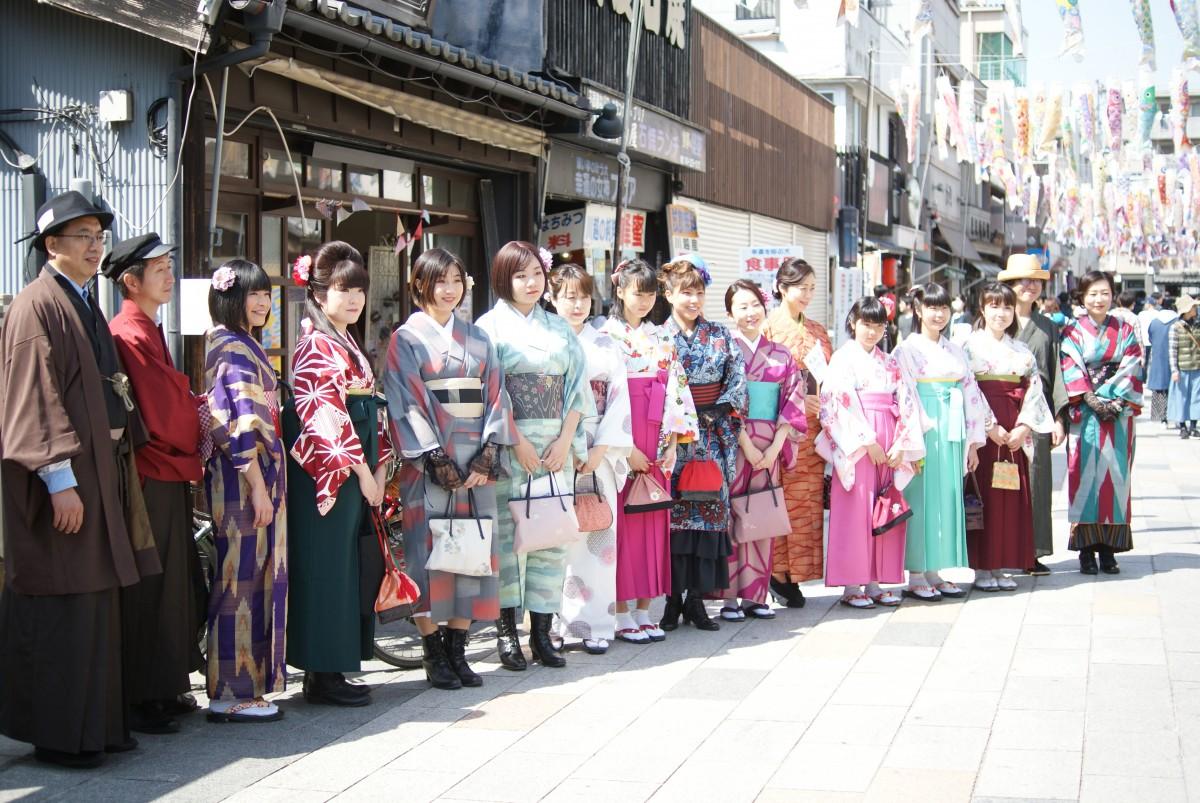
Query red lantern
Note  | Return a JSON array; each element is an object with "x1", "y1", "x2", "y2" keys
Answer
[{"x1": 881, "y1": 255, "x2": 899, "y2": 287}]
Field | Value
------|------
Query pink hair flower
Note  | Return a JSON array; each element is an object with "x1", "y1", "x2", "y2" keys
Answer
[
  {"x1": 537, "y1": 246, "x2": 553, "y2": 272},
  {"x1": 211, "y1": 266, "x2": 236, "y2": 292},
  {"x1": 292, "y1": 254, "x2": 312, "y2": 287}
]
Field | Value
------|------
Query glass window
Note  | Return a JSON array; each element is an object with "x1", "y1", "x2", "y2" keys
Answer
[
  {"x1": 306, "y1": 159, "x2": 344, "y2": 192},
  {"x1": 211, "y1": 212, "x2": 247, "y2": 261},
  {"x1": 422, "y1": 174, "x2": 476, "y2": 211},
  {"x1": 204, "y1": 138, "x2": 251, "y2": 179},
  {"x1": 383, "y1": 169, "x2": 414, "y2": 202},
  {"x1": 262, "y1": 147, "x2": 300, "y2": 184},
  {"x1": 261, "y1": 215, "x2": 283, "y2": 276},
  {"x1": 348, "y1": 167, "x2": 381, "y2": 197}
]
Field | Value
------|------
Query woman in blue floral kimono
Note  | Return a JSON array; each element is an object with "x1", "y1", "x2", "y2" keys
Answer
[
  {"x1": 476, "y1": 241, "x2": 593, "y2": 670},
  {"x1": 203, "y1": 260, "x2": 288, "y2": 724},
  {"x1": 660, "y1": 255, "x2": 748, "y2": 632}
]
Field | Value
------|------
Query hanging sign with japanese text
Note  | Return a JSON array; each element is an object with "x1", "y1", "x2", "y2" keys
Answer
[{"x1": 738, "y1": 245, "x2": 804, "y2": 306}]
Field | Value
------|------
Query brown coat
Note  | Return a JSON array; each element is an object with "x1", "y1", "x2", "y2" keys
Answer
[{"x1": 0, "y1": 267, "x2": 154, "y2": 595}]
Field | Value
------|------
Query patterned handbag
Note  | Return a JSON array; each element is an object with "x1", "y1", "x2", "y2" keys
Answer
[
  {"x1": 624, "y1": 472, "x2": 674, "y2": 513},
  {"x1": 574, "y1": 472, "x2": 613, "y2": 533},
  {"x1": 427, "y1": 489, "x2": 494, "y2": 577},
  {"x1": 509, "y1": 471, "x2": 582, "y2": 554},
  {"x1": 992, "y1": 447, "x2": 1021, "y2": 491},
  {"x1": 871, "y1": 482, "x2": 913, "y2": 537},
  {"x1": 372, "y1": 508, "x2": 421, "y2": 624},
  {"x1": 964, "y1": 472, "x2": 985, "y2": 533}
]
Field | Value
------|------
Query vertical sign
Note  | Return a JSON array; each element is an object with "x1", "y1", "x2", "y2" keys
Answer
[{"x1": 833, "y1": 267, "x2": 864, "y2": 347}]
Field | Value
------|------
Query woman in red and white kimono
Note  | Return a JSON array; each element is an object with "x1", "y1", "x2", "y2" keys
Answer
[{"x1": 285, "y1": 241, "x2": 392, "y2": 707}]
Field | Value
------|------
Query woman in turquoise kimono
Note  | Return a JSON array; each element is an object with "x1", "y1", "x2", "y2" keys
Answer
[{"x1": 476, "y1": 241, "x2": 593, "y2": 670}]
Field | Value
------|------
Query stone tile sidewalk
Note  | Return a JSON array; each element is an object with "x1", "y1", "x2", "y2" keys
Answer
[{"x1": 3, "y1": 413, "x2": 1199, "y2": 802}]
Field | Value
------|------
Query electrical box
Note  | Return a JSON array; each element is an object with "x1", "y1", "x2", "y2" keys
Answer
[{"x1": 98, "y1": 90, "x2": 133, "y2": 124}]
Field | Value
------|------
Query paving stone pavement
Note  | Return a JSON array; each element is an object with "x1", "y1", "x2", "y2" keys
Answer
[{"x1": 3, "y1": 412, "x2": 1200, "y2": 802}]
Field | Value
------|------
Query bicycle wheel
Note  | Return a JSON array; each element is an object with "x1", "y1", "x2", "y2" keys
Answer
[{"x1": 193, "y1": 513, "x2": 216, "y2": 662}]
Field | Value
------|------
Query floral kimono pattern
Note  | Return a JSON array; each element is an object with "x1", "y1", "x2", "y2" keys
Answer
[
  {"x1": 1060, "y1": 315, "x2": 1143, "y2": 552},
  {"x1": 203, "y1": 326, "x2": 288, "y2": 701},
  {"x1": 476, "y1": 301, "x2": 593, "y2": 613},
  {"x1": 962, "y1": 331, "x2": 1056, "y2": 458}
]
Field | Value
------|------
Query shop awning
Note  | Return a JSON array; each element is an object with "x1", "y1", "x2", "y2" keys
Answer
[
  {"x1": 240, "y1": 54, "x2": 546, "y2": 156},
  {"x1": 934, "y1": 221, "x2": 983, "y2": 262},
  {"x1": 971, "y1": 261, "x2": 1002, "y2": 278}
]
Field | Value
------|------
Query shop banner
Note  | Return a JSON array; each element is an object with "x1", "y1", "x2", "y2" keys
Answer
[
  {"x1": 738, "y1": 245, "x2": 804, "y2": 306},
  {"x1": 833, "y1": 267, "x2": 865, "y2": 347},
  {"x1": 539, "y1": 208, "x2": 587, "y2": 252},
  {"x1": 583, "y1": 204, "x2": 647, "y2": 252},
  {"x1": 667, "y1": 203, "x2": 699, "y2": 259}
]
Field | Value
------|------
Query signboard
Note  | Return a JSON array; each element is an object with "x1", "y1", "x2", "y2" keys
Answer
[
  {"x1": 597, "y1": 0, "x2": 687, "y2": 49},
  {"x1": 540, "y1": 205, "x2": 647, "y2": 253},
  {"x1": 738, "y1": 245, "x2": 804, "y2": 306},
  {"x1": 667, "y1": 203, "x2": 699, "y2": 259},
  {"x1": 833, "y1": 267, "x2": 864, "y2": 347},
  {"x1": 585, "y1": 87, "x2": 707, "y2": 171},
  {"x1": 539, "y1": 208, "x2": 587, "y2": 252},
  {"x1": 546, "y1": 143, "x2": 667, "y2": 209}
]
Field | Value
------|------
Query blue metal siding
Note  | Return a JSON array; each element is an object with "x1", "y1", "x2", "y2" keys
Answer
[{"x1": 0, "y1": 0, "x2": 185, "y2": 295}]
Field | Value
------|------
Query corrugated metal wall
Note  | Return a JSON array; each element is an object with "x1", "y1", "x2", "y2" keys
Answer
[{"x1": 0, "y1": 0, "x2": 183, "y2": 296}]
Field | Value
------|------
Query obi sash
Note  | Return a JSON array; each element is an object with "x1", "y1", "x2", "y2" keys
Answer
[
  {"x1": 590, "y1": 379, "x2": 609, "y2": 416},
  {"x1": 426, "y1": 377, "x2": 484, "y2": 418},
  {"x1": 689, "y1": 381, "x2": 723, "y2": 410},
  {"x1": 746, "y1": 381, "x2": 780, "y2": 421},
  {"x1": 916, "y1": 379, "x2": 965, "y2": 443},
  {"x1": 858, "y1": 390, "x2": 898, "y2": 416},
  {"x1": 507, "y1": 373, "x2": 565, "y2": 420}
]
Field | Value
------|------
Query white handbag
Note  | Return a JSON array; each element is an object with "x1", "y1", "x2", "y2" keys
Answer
[{"x1": 426, "y1": 489, "x2": 495, "y2": 577}]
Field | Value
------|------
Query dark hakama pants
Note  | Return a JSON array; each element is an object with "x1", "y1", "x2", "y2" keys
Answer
[
  {"x1": 970, "y1": 379, "x2": 1036, "y2": 571},
  {"x1": 121, "y1": 478, "x2": 203, "y2": 705},
  {"x1": 0, "y1": 586, "x2": 127, "y2": 753}
]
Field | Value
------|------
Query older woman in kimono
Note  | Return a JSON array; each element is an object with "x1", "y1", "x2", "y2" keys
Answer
[
  {"x1": 477, "y1": 242, "x2": 593, "y2": 670},
  {"x1": 818, "y1": 297, "x2": 925, "y2": 609},
  {"x1": 720, "y1": 280, "x2": 806, "y2": 620},
  {"x1": 1061, "y1": 271, "x2": 1144, "y2": 575},
  {"x1": 660, "y1": 255, "x2": 748, "y2": 632},
  {"x1": 385, "y1": 247, "x2": 515, "y2": 689},
  {"x1": 892, "y1": 284, "x2": 988, "y2": 601},
  {"x1": 203, "y1": 260, "x2": 288, "y2": 723},
  {"x1": 963, "y1": 283, "x2": 1056, "y2": 590},
  {"x1": 764, "y1": 258, "x2": 832, "y2": 607},
  {"x1": 547, "y1": 264, "x2": 633, "y2": 654},
  {"x1": 600, "y1": 260, "x2": 696, "y2": 644}
]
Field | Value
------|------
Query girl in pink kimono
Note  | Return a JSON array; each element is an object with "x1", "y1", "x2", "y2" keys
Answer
[{"x1": 817, "y1": 297, "x2": 926, "y2": 609}]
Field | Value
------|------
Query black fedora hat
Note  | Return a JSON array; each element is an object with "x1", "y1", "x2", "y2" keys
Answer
[
  {"x1": 101, "y1": 233, "x2": 177, "y2": 281},
  {"x1": 16, "y1": 191, "x2": 113, "y2": 251}
]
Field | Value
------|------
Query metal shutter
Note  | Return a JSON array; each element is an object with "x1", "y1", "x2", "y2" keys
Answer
[
  {"x1": 793, "y1": 224, "x2": 832, "y2": 327},
  {"x1": 683, "y1": 198, "x2": 751, "y2": 321}
]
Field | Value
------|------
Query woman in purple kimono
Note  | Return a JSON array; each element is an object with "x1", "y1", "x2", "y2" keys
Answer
[
  {"x1": 719, "y1": 280, "x2": 807, "y2": 619},
  {"x1": 203, "y1": 260, "x2": 288, "y2": 723}
]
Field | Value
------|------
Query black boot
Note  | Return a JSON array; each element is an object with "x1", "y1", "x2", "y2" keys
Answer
[
  {"x1": 1079, "y1": 550, "x2": 1099, "y2": 575},
  {"x1": 660, "y1": 594, "x2": 683, "y2": 631},
  {"x1": 421, "y1": 632, "x2": 462, "y2": 690},
  {"x1": 443, "y1": 627, "x2": 482, "y2": 687},
  {"x1": 1097, "y1": 547, "x2": 1121, "y2": 575},
  {"x1": 682, "y1": 591, "x2": 720, "y2": 631},
  {"x1": 304, "y1": 671, "x2": 372, "y2": 706},
  {"x1": 1182, "y1": 425, "x2": 1191, "y2": 439},
  {"x1": 495, "y1": 607, "x2": 527, "y2": 671},
  {"x1": 334, "y1": 673, "x2": 371, "y2": 698},
  {"x1": 769, "y1": 578, "x2": 807, "y2": 608},
  {"x1": 528, "y1": 612, "x2": 567, "y2": 668}
]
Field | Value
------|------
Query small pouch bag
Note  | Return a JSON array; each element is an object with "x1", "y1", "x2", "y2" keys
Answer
[
  {"x1": 509, "y1": 471, "x2": 582, "y2": 554},
  {"x1": 991, "y1": 447, "x2": 1021, "y2": 491},
  {"x1": 372, "y1": 508, "x2": 421, "y2": 624},
  {"x1": 677, "y1": 447, "x2": 725, "y2": 502},
  {"x1": 730, "y1": 469, "x2": 792, "y2": 544},
  {"x1": 574, "y1": 472, "x2": 613, "y2": 533},
  {"x1": 871, "y1": 482, "x2": 913, "y2": 537},
  {"x1": 964, "y1": 472, "x2": 985, "y2": 533},
  {"x1": 427, "y1": 488, "x2": 495, "y2": 577},
  {"x1": 624, "y1": 471, "x2": 674, "y2": 513}
]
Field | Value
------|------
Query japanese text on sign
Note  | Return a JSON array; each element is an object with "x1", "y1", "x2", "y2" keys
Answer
[
  {"x1": 738, "y1": 245, "x2": 804, "y2": 310},
  {"x1": 538, "y1": 208, "x2": 586, "y2": 252}
]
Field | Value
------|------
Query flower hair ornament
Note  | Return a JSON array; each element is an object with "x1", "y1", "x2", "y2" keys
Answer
[
  {"x1": 677, "y1": 253, "x2": 712, "y2": 287},
  {"x1": 537, "y1": 246, "x2": 553, "y2": 272},
  {"x1": 292, "y1": 254, "x2": 312, "y2": 287},
  {"x1": 611, "y1": 258, "x2": 633, "y2": 287},
  {"x1": 211, "y1": 266, "x2": 237, "y2": 292}
]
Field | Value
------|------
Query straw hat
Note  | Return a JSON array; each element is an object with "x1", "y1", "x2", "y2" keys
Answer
[
  {"x1": 997, "y1": 253, "x2": 1051, "y2": 283},
  {"x1": 1178, "y1": 294, "x2": 1198, "y2": 316}
]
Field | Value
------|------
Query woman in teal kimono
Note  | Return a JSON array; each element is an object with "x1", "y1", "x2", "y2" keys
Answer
[{"x1": 476, "y1": 241, "x2": 593, "y2": 670}]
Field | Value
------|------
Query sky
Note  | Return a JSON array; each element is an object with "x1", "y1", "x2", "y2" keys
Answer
[{"x1": 1023, "y1": 0, "x2": 1188, "y2": 88}]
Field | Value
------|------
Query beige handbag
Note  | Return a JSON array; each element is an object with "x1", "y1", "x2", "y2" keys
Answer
[
  {"x1": 427, "y1": 489, "x2": 495, "y2": 577},
  {"x1": 509, "y1": 471, "x2": 582, "y2": 554}
]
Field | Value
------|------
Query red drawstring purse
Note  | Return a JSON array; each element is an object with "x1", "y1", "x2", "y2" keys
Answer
[{"x1": 372, "y1": 508, "x2": 421, "y2": 623}]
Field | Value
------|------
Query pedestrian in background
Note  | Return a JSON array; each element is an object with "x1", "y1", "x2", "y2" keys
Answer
[
  {"x1": 1147, "y1": 297, "x2": 1178, "y2": 426},
  {"x1": 1168, "y1": 294, "x2": 1200, "y2": 439}
]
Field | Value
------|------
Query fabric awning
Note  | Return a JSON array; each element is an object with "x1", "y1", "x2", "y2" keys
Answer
[
  {"x1": 240, "y1": 54, "x2": 545, "y2": 156},
  {"x1": 934, "y1": 221, "x2": 983, "y2": 262},
  {"x1": 971, "y1": 261, "x2": 1002, "y2": 278}
]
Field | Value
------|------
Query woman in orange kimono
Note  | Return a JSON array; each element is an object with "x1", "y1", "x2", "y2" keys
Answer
[{"x1": 764, "y1": 258, "x2": 832, "y2": 607}]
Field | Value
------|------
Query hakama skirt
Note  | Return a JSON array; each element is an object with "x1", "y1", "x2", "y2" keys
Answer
[
  {"x1": 904, "y1": 381, "x2": 968, "y2": 573},
  {"x1": 970, "y1": 379, "x2": 1035, "y2": 571},
  {"x1": 615, "y1": 375, "x2": 672, "y2": 600}
]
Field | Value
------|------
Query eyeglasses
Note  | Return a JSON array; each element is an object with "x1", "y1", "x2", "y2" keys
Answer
[{"x1": 53, "y1": 233, "x2": 106, "y2": 247}]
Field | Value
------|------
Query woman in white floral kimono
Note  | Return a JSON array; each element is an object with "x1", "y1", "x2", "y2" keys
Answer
[{"x1": 548, "y1": 264, "x2": 632, "y2": 654}]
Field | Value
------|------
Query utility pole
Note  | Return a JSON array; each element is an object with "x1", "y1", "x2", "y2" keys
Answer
[
  {"x1": 859, "y1": 43, "x2": 876, "y2": 265},
  {"x1": 612, "y1": 0, "x2": 645, "y2": 275}
]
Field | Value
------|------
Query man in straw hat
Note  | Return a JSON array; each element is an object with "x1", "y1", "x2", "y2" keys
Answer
[
  {"x1": 0, "y1": 191, "x2": 160, "y2": 768},
  {"x1": 999, "y1": 253, "x2": 1069, "y2": 575}
]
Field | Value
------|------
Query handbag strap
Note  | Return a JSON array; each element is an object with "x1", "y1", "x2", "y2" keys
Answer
[
  {"x1": 967, "y1": 471, "x2": 982, "y2": 496},
  {"x1": 741, "y1": 467, "x2": 779, "y2": 512},
  {"x1": 372, "y1": 508, "x2": 399, "y2": 573},
  {"x1": 575, "y1": 471, "x2": 601, "y2": 497},
  {"x1": 524, "y1": 469, "x2": 568, "y2": 517}
]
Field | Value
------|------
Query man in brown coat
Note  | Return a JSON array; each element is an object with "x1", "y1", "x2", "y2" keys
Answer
[{"x1": 0, "y1": 191, "x2": 159, "y2": 769}]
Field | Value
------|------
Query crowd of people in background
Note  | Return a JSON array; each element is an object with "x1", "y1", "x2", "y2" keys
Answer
[{"x1": 0, "y1": 190, "x2": 1149, "y2": 769}]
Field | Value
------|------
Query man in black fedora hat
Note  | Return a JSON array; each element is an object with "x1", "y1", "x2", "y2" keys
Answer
[{"x1": 0, "y1": 191, "x2": 161, "y2": 768}]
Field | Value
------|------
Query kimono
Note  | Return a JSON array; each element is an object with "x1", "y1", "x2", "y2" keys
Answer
[
  {"x1": 476, "y1": 301, "x2": 593, "y2": 614},
  {"x1": 598, "y1": 317, "x2": 697, "y2": 599},
  {"x1": 664, "y1": 317, "x2": 748, "y2": 595},
  {"x1": 0, "y1": 268, "x2": 156, "y2": 754},
  {"x1": 722, "y1": 332, "x2": 806, "y2": 603},
  {"x1": 1016, "y1": 310, "x2": 1069, "y2": 558},
  {"x1": 285, "y1": 320, "x2": 392, "y2": 672},
  {"x1": 963, "y1": 331, "x2": 1056, "y2": 571},
  {"x1": 555, "y1": 325, "x2": 633, "y2": 643},
  {"x1": 1061, "y1": 315, "x2": 1143, "y2": 553},
  {"x1": 764, "y1": 307, "x2": 832, "y2": 583},
  {"x1": 385, "y1": 311, "x2": 515, "y2": 623},
  {"x1": 203, "y1": 326, "x2": 288, "y2": 701},
  {"x1": 817, "y1": 343, "x2": 925, "y2": 587},
  {"x1": 110, "y1": 299, "x2": 205, "y2": 708},
  {"x1": 892, "y1": 333, "x2": 989, "y2": 574}
]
